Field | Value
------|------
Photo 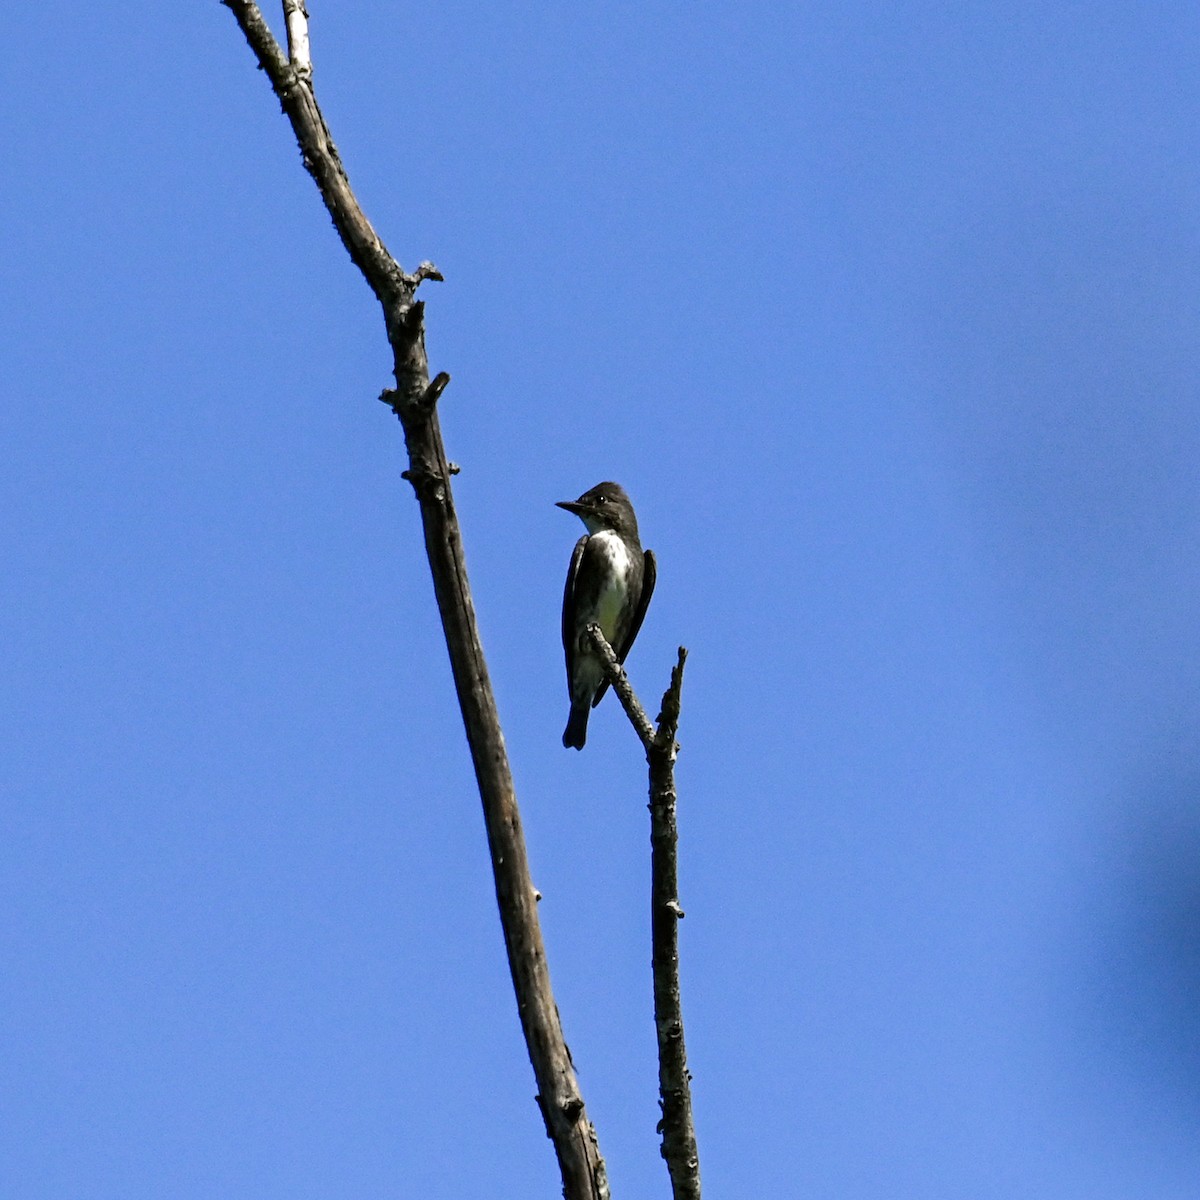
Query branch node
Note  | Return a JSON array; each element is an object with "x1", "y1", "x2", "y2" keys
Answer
[
  {"x1": 274, "y1": 64, "x2": 304, "y2": 100},
  {"x1": 410, "y1": 260, "x2": 445, "y2": 287},
  {"x1": 418, "y1": 371, "x2": 451, "y2": 410},
  {"x1": 400, "y1": 466, "x2": 446, "y2": 504}
]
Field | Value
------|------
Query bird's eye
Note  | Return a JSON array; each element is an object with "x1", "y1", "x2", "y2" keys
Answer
[{"x1": 597, "y1": 494, "x2": 608, "y2": 504}]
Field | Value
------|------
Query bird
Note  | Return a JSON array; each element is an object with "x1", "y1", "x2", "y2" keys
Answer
[{"x1": 557, "y1": 482, "x2": 656, "y2": 749}]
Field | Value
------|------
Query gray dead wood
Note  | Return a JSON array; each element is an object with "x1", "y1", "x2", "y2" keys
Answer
[
  {"x1": 221, "y1": 5, "x2": 608, "y2": 1196},
  {"x1": 585, "y1": 626, "x2": 701, "y2": 1200}
]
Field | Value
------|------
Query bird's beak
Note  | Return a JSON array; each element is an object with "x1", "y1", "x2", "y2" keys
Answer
[{"x1": 556, "y1": 500, "x2": 587, "y2": 515}]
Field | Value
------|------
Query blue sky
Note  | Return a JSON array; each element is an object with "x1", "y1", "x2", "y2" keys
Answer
[{"x1": 5, "y1": 3, "x2": 1200, "y2": 1196}]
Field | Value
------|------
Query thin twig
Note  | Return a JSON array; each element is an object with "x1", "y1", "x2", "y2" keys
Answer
[
  {"x1": 220, "y1": 5, "x2": 608, "y2": 1197},
  {"x1": 584, "y1": 623, "x2": 656, "y2": 748},
  {"x1": 589, "y1": 629, "x2": 702, "y2": 1199}
]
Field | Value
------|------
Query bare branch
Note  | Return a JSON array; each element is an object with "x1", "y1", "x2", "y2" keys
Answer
[
  {"x1": 584, "y1": 623, "x2": 657, "y2": 748},
  {"x1": 590, "y1": 633, "x2": 702, "y2": 1198},
  {"x1": 648, "y1": 650, "x2": 700, "y2": 1200},
  {"x1": 221, "y1": 5, "x2": 608, "y2": 1197},
  {"x1": 222, "y1": 1, "x2": 408, "y2": 305}
]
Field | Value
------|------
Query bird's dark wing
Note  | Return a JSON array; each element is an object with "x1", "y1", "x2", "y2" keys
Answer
[
  {"x1": 562, "y1": 534, "x2": 587, "y2": 691},
  {"x1": 591, "y1": 547, "x2": 656, "y2": 708},
  {"x1": 618, "y1": 548, "x2": 656, "y2": 664}
]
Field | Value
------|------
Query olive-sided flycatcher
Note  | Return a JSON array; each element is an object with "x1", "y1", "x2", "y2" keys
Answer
[{"x1": 557, "y1": 482, "x2": 656, "y2": 749}]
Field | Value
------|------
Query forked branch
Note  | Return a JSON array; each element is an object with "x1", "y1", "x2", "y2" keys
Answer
[{"x1": 586, "y1": 626, "x2": 701, "y2": 1200}]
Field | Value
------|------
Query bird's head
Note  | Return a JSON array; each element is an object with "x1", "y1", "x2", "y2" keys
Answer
[{"x1": 556, "y1": 481, "x2": 639, "y2": 537}]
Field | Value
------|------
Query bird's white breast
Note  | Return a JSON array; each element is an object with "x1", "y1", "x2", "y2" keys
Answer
[{"x1": 588, "y1": 530, "x2": 635, "y2": 639}]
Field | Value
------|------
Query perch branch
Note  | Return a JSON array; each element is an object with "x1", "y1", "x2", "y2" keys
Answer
[
  {"x1": 586, "y1": 628, "x2": 701, "y2": 1199},
  {"x1": 221, "y1": 5, "x2": 608, "y2": 1197},
  {"x1": 583, "y1": 623, "x2": 657, "y2": 747}
]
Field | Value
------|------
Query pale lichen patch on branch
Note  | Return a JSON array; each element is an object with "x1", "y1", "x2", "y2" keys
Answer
[{"x1": 282, "y1": 0, "x2": 311, "y2": 76}]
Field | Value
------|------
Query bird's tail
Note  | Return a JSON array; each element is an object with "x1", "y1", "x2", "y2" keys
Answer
[{"x1": 562, "y1": 704, "x2": 589, "y2": 750}]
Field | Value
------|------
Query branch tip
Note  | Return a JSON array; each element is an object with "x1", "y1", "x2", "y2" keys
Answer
[
  {"x1": 411, "y1": 260, "x2": 445, "y2": 286},
  {"x1": 283, "y1": 0, "x2": 312, "y2": 76},
  {"x1": 419, "y1": 371, "x2": 451, "y2": 409},
  {"x1": 653, "y1": 645, "x2": 688, "y2": 747},
  {"x1": 378, "y1": 388, "x2": 405, "y2": 420}
]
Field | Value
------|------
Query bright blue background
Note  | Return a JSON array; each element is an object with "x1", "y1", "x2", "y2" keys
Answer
[{"x1": 4, "y1": 3, "x2": 1200, "y2": 1196}]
